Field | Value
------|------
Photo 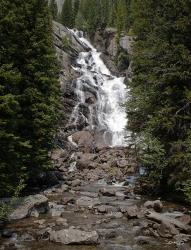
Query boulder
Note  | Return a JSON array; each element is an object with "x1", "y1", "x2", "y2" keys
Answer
[
  {"x1": 9, "y1": 194, "x2": 48, "y2": 220},
  {"x1": 144, "y1": 200, "x2": 163, "y2": 212},
  {"x1": 71, "y1": 131, "x2": 94, "y2": 152},
  {"x1": 124, "y1": 205, "x2": 139, "y2": 218},
  {"x1": 146, "y1": 211, "x2": 190, "y2": 232},
  {"x1": 157, "y1": 220, "x2": 179, "y2": 238},
  {"x1": 99, "y1": 188, "x2": 116, "y2": 197},
  {"x1": 50, "y1": 228, "x2": 99, "y2": 245}
]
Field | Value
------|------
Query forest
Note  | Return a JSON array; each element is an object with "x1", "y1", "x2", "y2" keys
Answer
[{"x1": 0, "y1": 0, "x2": 191, "y2": 249}]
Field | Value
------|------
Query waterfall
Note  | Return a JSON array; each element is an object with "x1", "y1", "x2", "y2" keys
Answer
[{"x1": 68, "y1": 29, "x2": 128, "y2": 147}]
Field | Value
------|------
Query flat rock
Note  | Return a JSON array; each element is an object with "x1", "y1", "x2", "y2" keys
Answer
[
  {"x1": 9, "y1": 194, "x2": 48, "y2": 220},
  {"x1": 99, "y1": 188, "x2": 116, "y2": 197},
  {"x1": 50, "y1": 228, "x2": 99, "y2": 245},
  {"x1": 76, "y1": 196, "x2": 100, "y2": 208}
]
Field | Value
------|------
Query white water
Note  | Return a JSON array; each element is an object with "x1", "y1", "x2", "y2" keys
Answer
[{"x1": 69, "y1": 30, "x2": 128, "y2": 146}]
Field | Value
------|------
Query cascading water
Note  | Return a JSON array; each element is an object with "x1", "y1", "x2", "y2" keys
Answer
[{"x1": 69, "y1": 29, "x2": 128, "y2": 147}]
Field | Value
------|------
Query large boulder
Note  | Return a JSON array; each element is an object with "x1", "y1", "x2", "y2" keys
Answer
[
  {"x1": 9, "y1": 194, "x2": 48, "y2": 220},
  {"x1": 50, "y1": 228, "x2": 99, "y2": 245},
  {"x1": 71, "y1": 131, "x2": 94, "y2": 152}
]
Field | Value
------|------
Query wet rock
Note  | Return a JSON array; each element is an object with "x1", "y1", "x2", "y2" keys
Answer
[
  {"x1": 19, "y1": 233, "x2": 35, "y2": 242},
  {"x1": 126, "y1": 205, "x2": 139, "y2": 218},
  {"x1": 99, "y1": 187, "x2": 116, "y2": 197},
  {"x1": 96, "y1": 205, "x2": 118, "y2": 213},
  {"x1": 120, "y1": 205, "x2": 139, "y2": 218},
  {"x1": 135, "y1": 236, "x2": 154, "y2": 245},
  {"x1": 50, "y1": 227, "x2": 99, "y2": 245},
  {"x1": 157, "y1": 220, "x2": 179, "y2": 238},
  {"x1": 144, "y1": 200, "x2": 163, "y2": 212},
  {"x1": 76, "y1": 196, "x2": 100, "y2": 208},
  {"x1": 2, "y1": 229, "x2": 14, "y2": 238},
  {"x1": 146, "y1": 211, "x2": 190, "y2": 232},
  {"x1": 9, "y1": 194, "x2": 48, "y2": 220},
  {"x1": 97, "y1": 229, "x2": 117, "y2": 239}
]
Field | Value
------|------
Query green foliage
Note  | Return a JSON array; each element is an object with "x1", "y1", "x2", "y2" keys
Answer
[
  {"x1": 116, "y1": 50, "x2": 129, "y2": 71},
  {"x1": 76, "y1": 0, "x2": 131, "y2": 34},
  {"x1": 127, "y1": 0, "x2": 191, "y2": 197},
  {"x1": 49, "y1": 0, "x2": 58, "y2": 20},
  {"x1": 61, "y1": 0, "x2": 74, "y2": 28},
  {"x1": 62, "y1": 36, "x2": 70, "y2": 50},
  {"x1": 0, "y1": 0, "x2": 60, "y2": 197}
]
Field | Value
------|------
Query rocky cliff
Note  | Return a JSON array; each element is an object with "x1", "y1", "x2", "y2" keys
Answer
[{"x1": 53, "y1": 21, "x2": 133, "y2": 150}]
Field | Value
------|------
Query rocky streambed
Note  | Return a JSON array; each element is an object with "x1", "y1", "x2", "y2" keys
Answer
[
  {"x1": 1, "y1": 146, "x2": 191, "y2": 250},
  {"x1": 1, "y1": 21, "x2": 191, "y2": 250}
]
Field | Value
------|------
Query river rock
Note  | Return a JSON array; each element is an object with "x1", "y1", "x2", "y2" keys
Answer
[
  {"x1": 99, "y1": 188, "x2": 116, "y2": 197},
  {"x1": 157, "y1": 220, "x2": 179, "y2": 238},
  {"x1": 9, "y1": 194, "x2": 48, "y2": 220},
  {"x1": 144, "y1": 200, "x2": 163, "y2": 212},
  {"x1": 50, "y1": 228, "x2": 99, "y2": 245},
  {"x1": 96, "y1": 205, "x2": 118, "y2": 213},
  {"x1": 146, "y1": 211, "x2": 190, "y2": 232},
  {"x1": 120, "y1": 205, "x2": 139, "y2": 218},
  {"x1": 76, "y1": 196, "x2": 100, "y2": 208},
  {"x1": 71, "y1": 179, "x2": 81, "y2": 187}
]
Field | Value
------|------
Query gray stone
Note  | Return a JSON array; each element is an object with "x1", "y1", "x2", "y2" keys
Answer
[
  {"x1": 71, "y1": 179, "x2": 81, "y2": 187},
  {"x1": 9, "y1": 194, "x2": 48, "y2": 220},
  {"x1": 144, "y1": 200, "x2": 163, "y2": 212},
  {"x1": 99, "y1": 187, "x2": 116, "y2": 197},
  {"x1": 50, "y1": 228, "x2": 99, "y2": 245},
  {"x1": 76, "y1": 197, "x2": 100, "y2": 208}
]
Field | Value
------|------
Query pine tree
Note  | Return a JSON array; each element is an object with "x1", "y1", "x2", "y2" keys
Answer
[
  {"x1": 73, "y1": 0, "x2": 80, "y2": 24},
  {"x1": 127, "y1": 0, "x2": 191, "y2": 199},
  {"x1": 0, "y1": 0, "x2": 59, "y2": 197},
  {"x1": 49, "y1": 0, "x2": 58, "y2": 20},
  {"x1": 61, "y1": 0, "x2": 74, "y2": 28}
]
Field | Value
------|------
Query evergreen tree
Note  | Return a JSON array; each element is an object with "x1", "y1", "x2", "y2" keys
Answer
[
  {"x1": 0, "y1": 0, "x2": 59, "y2": 197},
  {"x1": 73, "y1": 0, "x2": 80, "y2": 24},
  {"x1": 49, "y1": 0, "x2": 58, "y2": 20},
  {"x1": 61, "y1": 0, "x2": 74, "y2": 28},
  {"x1": 127, "y1": 0, "x2": 191, "y2": 199}
]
